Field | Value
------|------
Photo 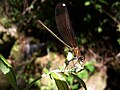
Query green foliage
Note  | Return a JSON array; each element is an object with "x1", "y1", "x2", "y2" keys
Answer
[
  {"x1": 77, "y1": 61, "x2": 95, "y2": 79},
  {"x1": 24, "y1": 76, "x2": 42, "y2": 90},
  {"x1": 71, "y1": 74, "x2": 87, "y2": 90},
  {"x1": 51, "y1": 72, "x2": 87, "y2": 90},
  {"x1": 117, "y1": 38, "x2": 120, "y2": 45},
  {"x1": 85, "y1": 61, "x2": 95, "y2": 73},
  {"x1": 85, "y1": 1, "x2": 91, "y2": 6},
  {"x1": 0, "y1": 17, "x2": 12, "y2": 27},
  {"x1": 96, "y1": 27, "x2": 103, "y2": 33},
  {"x1": 78, "y1": 70, "x2": 89, "y2": 79},
  {"x1": 112, "y1": 1, "x2": 120, "y2": 9},
  {"x1": 0, "y1": 54, "x2": 87, "y2": 90},
  {"x1": 51, "y1": 72, "x2": 69, "y2": 90},
  {"x1": 66, "y1": 74, "x2": 87, "y2": 90},
  {"x1": 0, "y1": 54, "x2": 18, "y2": 90},
  {"x1": 0, "y1": 0, "x2": 120, "y2": 89}
]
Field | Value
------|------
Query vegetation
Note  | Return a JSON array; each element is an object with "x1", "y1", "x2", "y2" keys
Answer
[{"x1": 0, "y1": 0, "x2": 120, "y2": 90}]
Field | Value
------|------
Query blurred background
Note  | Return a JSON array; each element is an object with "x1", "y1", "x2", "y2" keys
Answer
[{"x1": 0, "y1": 0, "x2": 120, "y2": 90}]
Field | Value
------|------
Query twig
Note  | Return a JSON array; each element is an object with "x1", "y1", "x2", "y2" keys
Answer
[
  {"x1": 21, "y1": 0, "x2": 37, "y2": 15},
  {"x1": 103, "y1": 9, "x2": 120, "y2": 24}
]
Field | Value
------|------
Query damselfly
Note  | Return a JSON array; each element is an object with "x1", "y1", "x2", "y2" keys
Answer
[{"x1": 38, "y1": 2, "x2": 84, "y2": 72}]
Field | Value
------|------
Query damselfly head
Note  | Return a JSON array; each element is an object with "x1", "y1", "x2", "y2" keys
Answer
[
  {"x1": 73, "y1": 47, "x2": 81, "y2": 57},
  {"x1": 56, "y1": 2, "x2": 66, "y2": 8}
]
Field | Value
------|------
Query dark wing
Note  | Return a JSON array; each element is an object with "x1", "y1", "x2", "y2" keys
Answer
[{"x1": 55, "y1": 2, "x2": 78, "y2": 48}]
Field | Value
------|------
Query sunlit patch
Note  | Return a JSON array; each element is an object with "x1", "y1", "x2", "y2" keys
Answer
[{"x1": 67, "y1": 52, "x2": 73, "y2": 61}]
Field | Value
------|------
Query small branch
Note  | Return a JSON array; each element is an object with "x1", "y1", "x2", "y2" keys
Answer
[
  {"x1": 103, "y1": 9, "x2": 120, "y2": 24},
  {"x1": 21, "y1": 0, "x2": 37, "y2": 16}
]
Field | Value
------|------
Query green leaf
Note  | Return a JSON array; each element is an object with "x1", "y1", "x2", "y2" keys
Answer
[
  {"x1": 77, "y1": 70, "x2": 89, "y2": 79},
  {"x1": 97, "y1": 27, "x2": 103, "y2": 33},
  {"x1": 66, "y1": 76, "x2": 74, "y2": 85},
  {"x1": 0, "y1": 54, "x2": 18, "y2": 90},
  {"x1": 85, "y1": 61, "x2": 95, "y2": 73},
  {"x1": 95, "y1": 4, "x2": 102, "y2": 9},
  {"x1": 98, "y1": 0, "x2": 108, "y2": 5},
  {"x1": 51, "y1": 72, "x2": 69, "y2": 90},
  {"x1": 71, "y1": 74, "x2": 87, "y2": 90},
  {"x1": 24, "y1": 76, "x2": 42, "y2": 90},
  {"x1": 117, "y1": 24, "x2": 120, "y2": 32},
  {"x1": 85, "y1": 1, "x2": 91, "y2": 6},
  {"x1": 117, "y1": 38, "x2": 120, "y2": 45}
]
